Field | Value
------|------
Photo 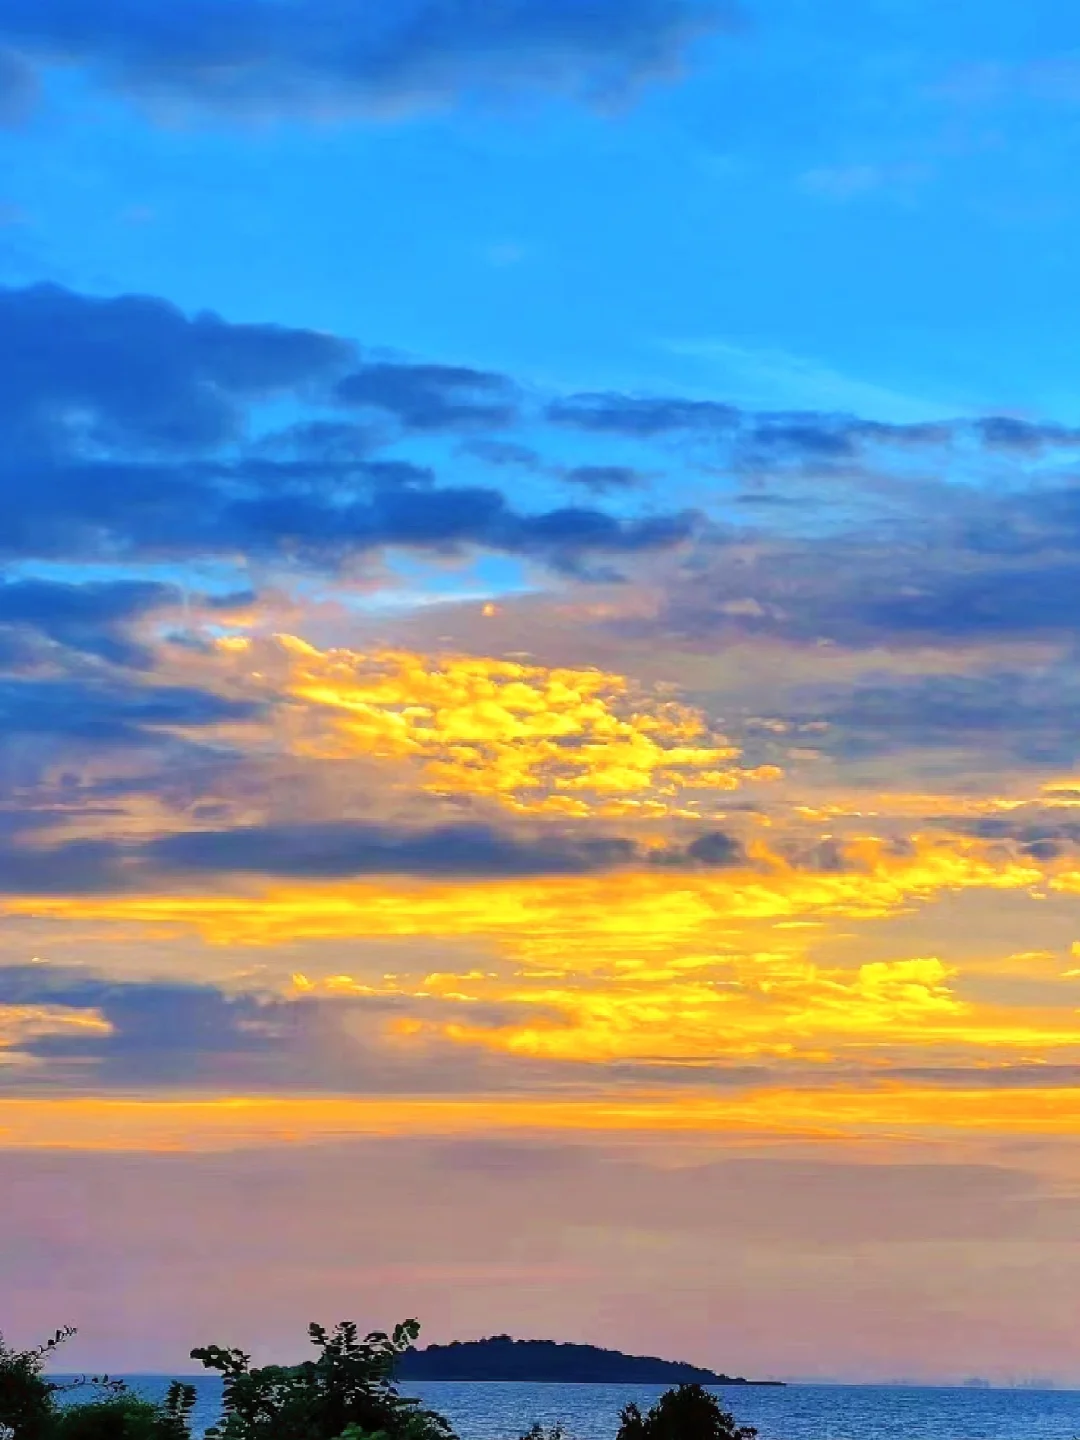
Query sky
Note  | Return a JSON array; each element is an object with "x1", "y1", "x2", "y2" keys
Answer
[{"x1": 2, "y1": 0, "x2": 1080, "y2": 1387}]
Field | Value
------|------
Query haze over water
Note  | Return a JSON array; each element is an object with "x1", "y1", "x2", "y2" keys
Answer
[{"x1": 101, "y1": 1380, "x2": 1080, "y2": 1440}]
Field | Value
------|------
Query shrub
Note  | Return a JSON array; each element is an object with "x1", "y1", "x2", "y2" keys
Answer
[
  {"x1": 192, "y1": 1319, "x2": 456, "y2": 1440},
  {"x1": 518, "y1": 1424, "x2": 568, "y2": 1440},
  {"x1": 0, "y1": 1331, "x2": 194, "y2": 1440},
  {"x1": 616, "y1": 1385, "x2": 757, "y2": 1440},
  {"x1": 0, "y1": 1330, "x2": 75, "y2": 1440},
  {"x1": 52, "y1": 1384, "x2": 195, "y2": 1440}
]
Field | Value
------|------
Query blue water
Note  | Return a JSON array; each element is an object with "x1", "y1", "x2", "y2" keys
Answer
[{"x1": 89, "y1": 1376, "x2": 1080, "y2": 1440}]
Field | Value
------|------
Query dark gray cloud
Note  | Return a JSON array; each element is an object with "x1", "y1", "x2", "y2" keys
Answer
[
  {"x1": 147, "y1": 820, "x2": 641, "y2": 881},
  {"x1": 0, "y1": 656, "x2": 259, "y2": 807},
  {"x1": 463, "y1": 443, "x2": 649, "y2": 494},
  {"x1": 863, "y1": 560, "x2": 1080, "y2": 642},
  {"x1": 0, "y1": 576, "x2": 193, "y2": 666},
  {"x1": 257, "y1": 419, "x2": 382, "y2": 462},
  {"x1": 0, "y1": 816, "x2": 747, "y2": 893},
  {"x1": 635, "y1": 492, "x2": 1080, "y2": 774},
  {"x1": 549, "y1": 395, "x2": 955, "y2": 451},
  {"x1": 653, "y1": 489, "x2": 1080, "y2": 655},
  {"x1": 548, "y1": 392, "x2": 742, "y2": 436},
  {"x1": 940, "y1": 811, "x2": 1080, "y2": 861},
  {"x1": 13, "y1": 280, "x2": 1080, "y2": 606},
  {"x1": 217, "y1": 483, "x2": 698, "y2": 575},
  {"x1": 11, "y1": 277, "x2": 1080, "y2": 710},
  {"x1": 0, "y1": 838, "x2": 128, "y2": 894},
  {"x1": 0, "y1": 674, "x2": 259, "y2": 745},
  {"x1": 747, "y1": 420, "x2": 859, "y2": 461},
  {"x1": 0, "y1": 456, "x2": 454, "y2": 561},
  {"x1": 649, "y1": 828, "x2": 744, "y2": 868},
  {"x1": 893, "y1": 1063, "x2": 1080, "y2": 1089},
  {"x1": 147, "y1": 820, "x2": 745, "y2": 880},
  {"x1": 848, "y1": 418, "x2": 955, "y2": 447},
  {"x1": 0, "y1": 577, "x2": 173, "y2": 628},
  {"x1": 683, "y1": 829, "x2": 743, "y2": 865},
  {"x1": 0, "y1": 282, "x2": 353, "y2": 455},
  {"x1": 783, "y1": 670, "x2": 1080, "y2": 770},
  {"x1": 547, "y1": 389, "x2": 1080, "y2": 464},
  {"x1": 562, "y1": 465, "x2": 647, "y2": 492},
  {"x1": 0, "y1": 282, "x2": 699, "y2": 574},
  {"x1": 817, "y1": 673, "x2": 1078, "y2": 757},
  {"x1": 0, "y1": 668, "x2": 259, "y2": 817},
  {"x1": 975, "y1": 416, "x2": 1080, "y2": 452},
  {"x1": 0, "y1": 0, "x2": 732, "y2": 121},
  {"x1": 0, "y1": 965, "x2": 290, "y2": 1047},
  {"x1": 0, "y1": 964, "x2": 411, "y2": 1091},
  {"x1": 337, "y1": 362, "x2": 518, "y2": 432},
  {"x1": 0, "y1": 964, "x2": 591, "y2": 1095},
  {"x1": 462, "y1": 439, "x2": 542, "y2": 470}
]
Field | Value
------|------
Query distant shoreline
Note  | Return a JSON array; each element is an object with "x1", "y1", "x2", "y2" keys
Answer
[
  {"x1": 402, "y1": 1379, "x2": 787, "y2": 1387},
  {"x1": 51, "y1": 1374, "x2": 1080, "y2": 1393}
]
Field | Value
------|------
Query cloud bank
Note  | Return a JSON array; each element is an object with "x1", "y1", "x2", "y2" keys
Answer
[{"x1": 0, "y1": 0, "x2": 733, "y2": 121}]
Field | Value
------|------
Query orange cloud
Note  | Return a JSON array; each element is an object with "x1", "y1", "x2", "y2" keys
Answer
[
  {"x1": 1, "y1": 1083, "x2": 1079, "y2": 1152},
  {"x1": 0, "y1": 1004, "x2": 112, "y2": 1059},
  {"x1": 6, "y1": 624, "x2": 1080, "y2": 1156},
  {"x1": 4, "y1": 833, "x2": 1042, "y2": 947},
  {"x1": 245, "y1": 634, "x2": 778, "y2": 817},
  {"x1": 4, "y1": 834, "x2": 1072, "y2": 1077}
]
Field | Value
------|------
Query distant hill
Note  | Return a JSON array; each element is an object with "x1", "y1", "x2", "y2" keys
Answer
[{"x1": 396, "y1": 1336, "x2": 782, "y2": 1385}]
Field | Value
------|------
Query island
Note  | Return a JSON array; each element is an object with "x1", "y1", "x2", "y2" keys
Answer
[{"x1": 396, "y1": 1336, "x2": 783, "y2": 1386}]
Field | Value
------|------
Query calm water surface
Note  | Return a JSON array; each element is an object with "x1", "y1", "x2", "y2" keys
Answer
[{"x1": 104, "y1": 1377, "x2": 1080, "y2": 1440}]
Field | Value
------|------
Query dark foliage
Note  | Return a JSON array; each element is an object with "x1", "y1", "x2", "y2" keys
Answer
[
  {"x1": 397, "y1": 1337, "x2": 751, "y2": 1385},
  {"x1": 52, "y1": 1384, "x2": 196, "y2": 1440},
  {"x1": 617, "y1": 1385, "x2": 758, "y2": 1440},
  {"x1": 0, "y1": 1329, "x2": 71, "y2": 1440},
  {"x1": 192, "y1": 1319, "x2": 456, "y2": 1440},
  {"x1": 518, "y1": 1426, "x2": 567, "y2": 1440},
  {"x1": 3, "y1": 1320, "x2": 760, "y2": 1440},
  {"x1": 0, "y1": 1329, "x2": 195, "y2": 1440},
  {"x1": 518, "y1": 1425, "x2": 567, "y2": 1440}
]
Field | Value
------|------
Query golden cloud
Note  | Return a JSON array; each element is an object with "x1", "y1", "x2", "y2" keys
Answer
[
  {"x1": 1, "y1": 1083, "x2": 1080, "y2": 1152},
  {"x1": 0, "y1": 1003, "x2": 112, "y2": 1055},
  {"x1": 5, "y1": 624, "x2": 1079, "y2": 1154},
  {"x1": 5, "y1": 832, "x2": 1041, "y2": 947},
  {"x1": 6, "y1": 835, "x2": 1074, "y2": 1076},
  {"x1": 240, "y1": 634, "x2": 779, "y2": 817}
]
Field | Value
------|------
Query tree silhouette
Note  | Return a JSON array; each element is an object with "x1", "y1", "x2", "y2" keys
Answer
[
  {"x1": 193, "y1": 1320, "x2": 456, "y2": 1440},
  {"x1": 617, "y1": 1385, "x2": 757, "y2": 1440},
  {"x1": 0, "y1": 1329, "x2": 195, "y2": 1440},
  {"x1": 0, "y1": 1329, "x2": 72, "y2": 1440}
]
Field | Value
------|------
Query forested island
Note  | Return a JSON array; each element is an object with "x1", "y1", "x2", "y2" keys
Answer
[{"x1": 396, "y1": 1335, "x2": 783, "y2": 1385}]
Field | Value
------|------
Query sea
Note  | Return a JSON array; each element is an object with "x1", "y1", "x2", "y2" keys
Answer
[{"x1": 78, "y1": 1376, "x2": 1080, "y2": 1440}]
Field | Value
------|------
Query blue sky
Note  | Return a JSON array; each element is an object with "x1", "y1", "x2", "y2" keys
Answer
[{"x1": 7, "y1": 0, "x2": 1080, "y2": 421}]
